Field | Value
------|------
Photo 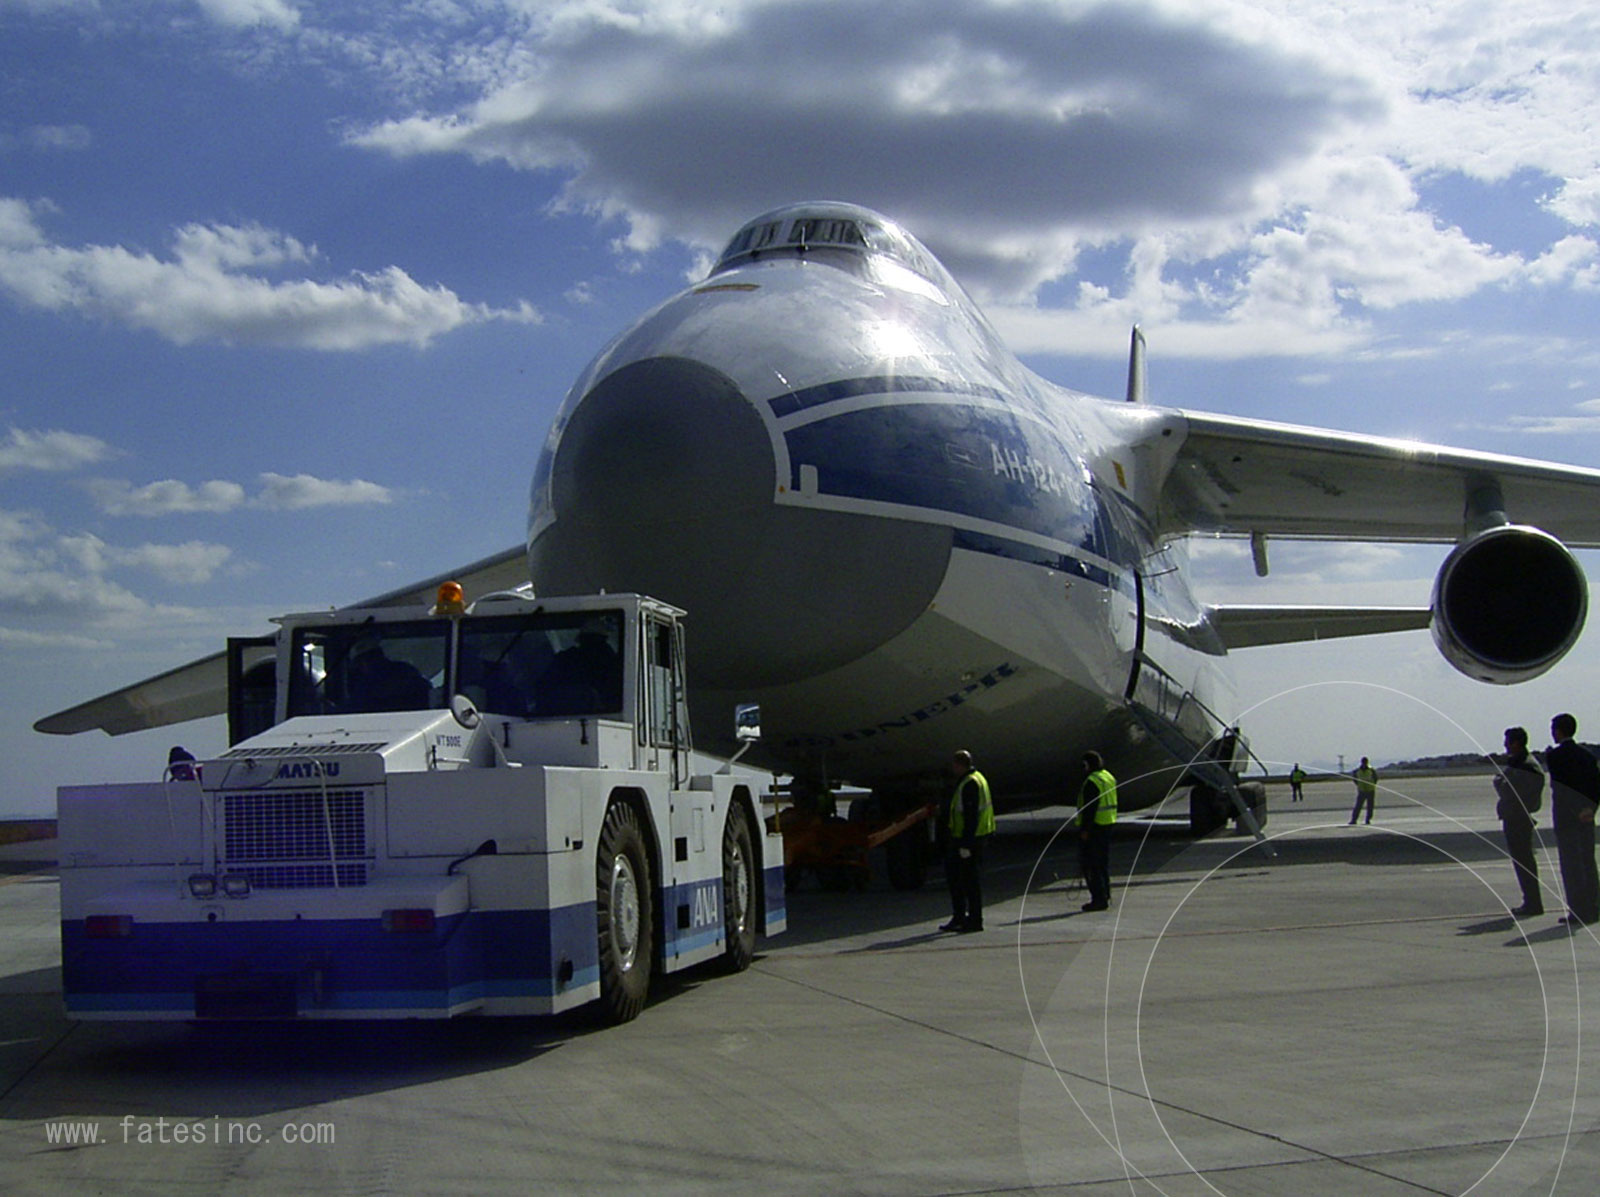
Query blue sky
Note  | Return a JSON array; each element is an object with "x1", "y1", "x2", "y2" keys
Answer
[{"x1": 4, "y1": 0, "x2": 1600, "y2": 814}]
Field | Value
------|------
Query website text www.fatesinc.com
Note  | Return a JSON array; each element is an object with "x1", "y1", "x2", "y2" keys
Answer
[{"x1": 45, "y1": 1116, "x2": 336, "y2": 1147}]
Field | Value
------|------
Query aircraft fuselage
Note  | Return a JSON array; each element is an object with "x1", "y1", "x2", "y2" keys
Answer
[{"x1": 527, "y1": 203, "x2": 1229, "y2": 809}]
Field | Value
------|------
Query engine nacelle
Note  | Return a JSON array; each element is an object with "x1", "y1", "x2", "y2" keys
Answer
[{"x1": 1431, "y1": 524, "x2": 1589, "y2": 684}]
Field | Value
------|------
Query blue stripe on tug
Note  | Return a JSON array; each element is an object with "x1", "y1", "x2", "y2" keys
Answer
[
  {"x1": 763, "y1": 862, "x2": 788, "y2": 935},
  {"x1": 61, "y1": 904, "x2": 602, "y2": 1018},
  {"x1": 63, "y1": 867, "x2": 786, "y2": 1018}
]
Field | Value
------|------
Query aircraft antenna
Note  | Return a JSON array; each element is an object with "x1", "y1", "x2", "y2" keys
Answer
[{"x1": 1125, "y1": 325, "x2": 1147, "y2": 403}]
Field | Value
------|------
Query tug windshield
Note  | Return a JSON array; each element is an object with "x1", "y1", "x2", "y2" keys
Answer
[
  {"x1": 287, "y1": 621, "x2": 448, "y2": 717},
  {"x1": 457, "y1": 609, "x2": 624, "y2": 718},
  {"x1": 284, "y1": 609, "x2": 626, "y2": 720}
]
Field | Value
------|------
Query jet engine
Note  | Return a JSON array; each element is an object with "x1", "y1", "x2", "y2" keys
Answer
[{"x1": 1431, "y1": 524, "x2": 1588, "y2": 684}]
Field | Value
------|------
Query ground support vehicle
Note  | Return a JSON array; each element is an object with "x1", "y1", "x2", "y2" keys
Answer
[
  {"x1": 56, "y1": 589, "x2": 785, "y2": 1024},
  {"x1": 772, "y1": 792, "x2": 936, "y2": 891}
]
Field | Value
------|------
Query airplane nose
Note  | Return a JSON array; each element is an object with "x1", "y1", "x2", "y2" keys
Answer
[
  {"x1": 529, "y1": 356, "x2": 951, "y2": 687},
  {"x1": 546, "y1": 356, "x2": 770, "y2": 564}
]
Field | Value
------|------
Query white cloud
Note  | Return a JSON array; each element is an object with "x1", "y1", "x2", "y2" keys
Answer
[
  {"x1": 0, "y1": 200, "x2": 540, "y2": 349},
  {"x1": 0, "y1": 513, "x2": 202, "y2": 627},
  {"x1": 1242, "y1": 157, "x2": 1521, "y2": 312},
  {"x1": 1338, "y1": 1, "x2": 1600, "y2": 199},
  {"x1": 0, "y1": 427, "x2": 113, "y2": 473},
  {"x1": 56, "y1": 533, "x2": 233, "y2": 585},
  {"x1": 1547, "y1": 177, "x2": 1600, "y2": 229},
  {"x1": 254, "y1": 472, "x2": 394, "y2": 510},
  {"x1": 0, "y1": 124, "x2": 94, "y2": 152},
  {"x1": 90, "y1": 479, "x2": 249, "y2": 516},
  {"x1": 113, "y1": 540, "x2": 235, "y2": 585},
  {"x1": 192, "y1": 0, "x2": 300, "y2": 31},
  {"x1": 1502, "y1": 398, "x2": 1600, "y2": 436},
  {"x1": 90, "y1": 473, "x2": 394, "y2": 515},
  {"x1": 1523, "y1": 236, "x2": 1600, "y2": 291},
  {"x1": 0, "y1": 625, "x2": 110, "y2": 650},
  {"x1": 172, "y1": 221, "x2": 315, "y2": 272},
  {"x1": 337, "y1": 0, "x2": 1600, "y2": 360},
  {"x1": 1191, "y1": 535, "x2": 1435, "y2": 607},
  {"x1": 17, "y1": 3, "x2": 1600, "y2": 369},
  {"x1": 352, "y1": 0, "x2": 1384, "y2": 288}
]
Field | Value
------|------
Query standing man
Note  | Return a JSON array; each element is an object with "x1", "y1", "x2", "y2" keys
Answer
[
  {"x1": 1492, "y1": 727, "x2": 1544, "y2": 918},
  {"x1": 1078, "y1": 750, "x2": 1118, "y2": 912},
  {"x1": 1544, "y1": 713, "x2": 1599, "y2": 926},
  {"x1": 1348, "y1": 757, "x2": 1379, "y2": 825},
  {"x1": 1289, "y1": 764, "x2": 1307, "y2": 802},
  {"x1": 942, "y1": 750, "x2": 993, "y2": 933}
]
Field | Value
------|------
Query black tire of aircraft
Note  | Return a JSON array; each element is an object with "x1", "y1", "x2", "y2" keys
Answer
[
  {"x1": 884, "y1": 821, "x2": 929, "y2": 890},
  {"x1": 1189, "y1": 785, "x2": 1229, "y2": 837}
]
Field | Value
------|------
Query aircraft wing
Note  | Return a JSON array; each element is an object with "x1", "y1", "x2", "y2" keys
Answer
[
  {"x1": 34, "y1": 649, "x2": 231, "y2": 737},
  {"x1": 1160, "y1": 410, "x2": 1600, "y2": 545},
  {"x1": 34, "y1": 545, "x2": 528, "y2": 737},
  {"x1": 1210, "y1": 605, "x2": 1431, "y2": 650}
]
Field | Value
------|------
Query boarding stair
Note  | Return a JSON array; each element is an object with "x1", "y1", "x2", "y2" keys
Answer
[{"x1": 1125, "y1": 652, "x2": 1274, "y2": 854}]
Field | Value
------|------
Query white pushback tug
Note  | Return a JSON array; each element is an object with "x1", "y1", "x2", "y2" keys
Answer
[{"x1": 56, "y1": 584, "x2": 785, "y2": 1024}]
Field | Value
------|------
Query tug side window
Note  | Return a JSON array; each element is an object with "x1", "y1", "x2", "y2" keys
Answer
[{"x1": 645, "y1": 620, "x2": 684, "y2": 749}]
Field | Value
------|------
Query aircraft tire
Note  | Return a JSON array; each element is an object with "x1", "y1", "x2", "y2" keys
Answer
[
  {"x1": 720, "y1": 807, "x2": 758, "y2": 973},
  {"x1": 596, "y1": 801, "x2": 654, "y2": 1024},
  {"x1": 885, "y1": 826, "x2": 928, "y2": 890},
  {"x1": 1188, "y1": 785, "x2": 1228, "y2": 837}
]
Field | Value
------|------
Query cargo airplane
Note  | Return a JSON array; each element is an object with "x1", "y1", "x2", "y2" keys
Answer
[{"x1": 38, "y1": 201, "x2": 1600, "y2": 844}]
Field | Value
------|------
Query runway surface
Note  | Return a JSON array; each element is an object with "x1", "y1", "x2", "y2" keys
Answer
[{"x1": 3, "y1": 774, "x2": 1599, "y2": 1194}]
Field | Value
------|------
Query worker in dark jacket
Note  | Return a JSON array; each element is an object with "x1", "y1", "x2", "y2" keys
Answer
[
  {"x1": 1078, "y1": 750, "x2": 1118, "y2": 912},
  {"x1": 941, "y1": 750, "x2": 993, "y2": 933},
  {"x1": 1545, "y1": 713, "x2": 1600, "y2": 926},
  {"x1": 1491, "y1": 726, "x2": 1544, "y2": 917}
]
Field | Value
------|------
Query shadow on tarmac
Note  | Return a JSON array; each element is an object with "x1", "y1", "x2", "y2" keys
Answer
[
  {"x1": 0, "y1": 995, "x2": 618, "y2": 1121},
  {"x1": 774, "y1": 809, "x2": 1524, "y2": 948}
]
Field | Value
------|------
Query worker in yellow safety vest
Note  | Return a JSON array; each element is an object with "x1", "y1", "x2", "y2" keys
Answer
[
  {"x1": 1348, "y1": 757, "x2": 1379, "y2": 825},
  {"x1": 1078, "y1": 750, "x2": 1118, "y2": 912},
  {"x1": 941, "y1": 749, "x2": 994, "y2": 933}
]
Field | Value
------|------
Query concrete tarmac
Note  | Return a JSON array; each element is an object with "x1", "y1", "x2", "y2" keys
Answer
[{"x1": 3, "y1": 775, "x2": 1599, "y2": 1194}]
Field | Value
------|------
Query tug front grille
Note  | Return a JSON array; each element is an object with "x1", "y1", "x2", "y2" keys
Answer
[{"x1": 219, "y1": 789, "x2": 370, "y2": 888}]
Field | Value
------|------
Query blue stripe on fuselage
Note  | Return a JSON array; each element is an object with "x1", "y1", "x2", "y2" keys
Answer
[
  {"x1": 769, "y1": 374, "x2": 1009, "y2": 419},
  {"x1": 773, "y1": 387, "x2": 1146, "y2": 584}
]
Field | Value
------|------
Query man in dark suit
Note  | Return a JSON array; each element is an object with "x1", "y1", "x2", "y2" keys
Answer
[{"x1": 1544, "y1": 713, "x2": 1600, "y2": 927}]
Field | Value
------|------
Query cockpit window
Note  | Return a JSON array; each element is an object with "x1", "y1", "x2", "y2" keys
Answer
[
  {"x1": 716, "y1": 214, "x2": 864, "y2": 265},
  {"x1": 719, "y1": 219, "x2": 785, "y2": 261},
  {"x1": 787, "y1": 217, "x2": 867, "y2": 250},
  {"x1": 716, "y1": 214, "x2": 868, "y2": 265},
  {"x1": 711, "y1": 206, "x2": 940, "y2": 285}
]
